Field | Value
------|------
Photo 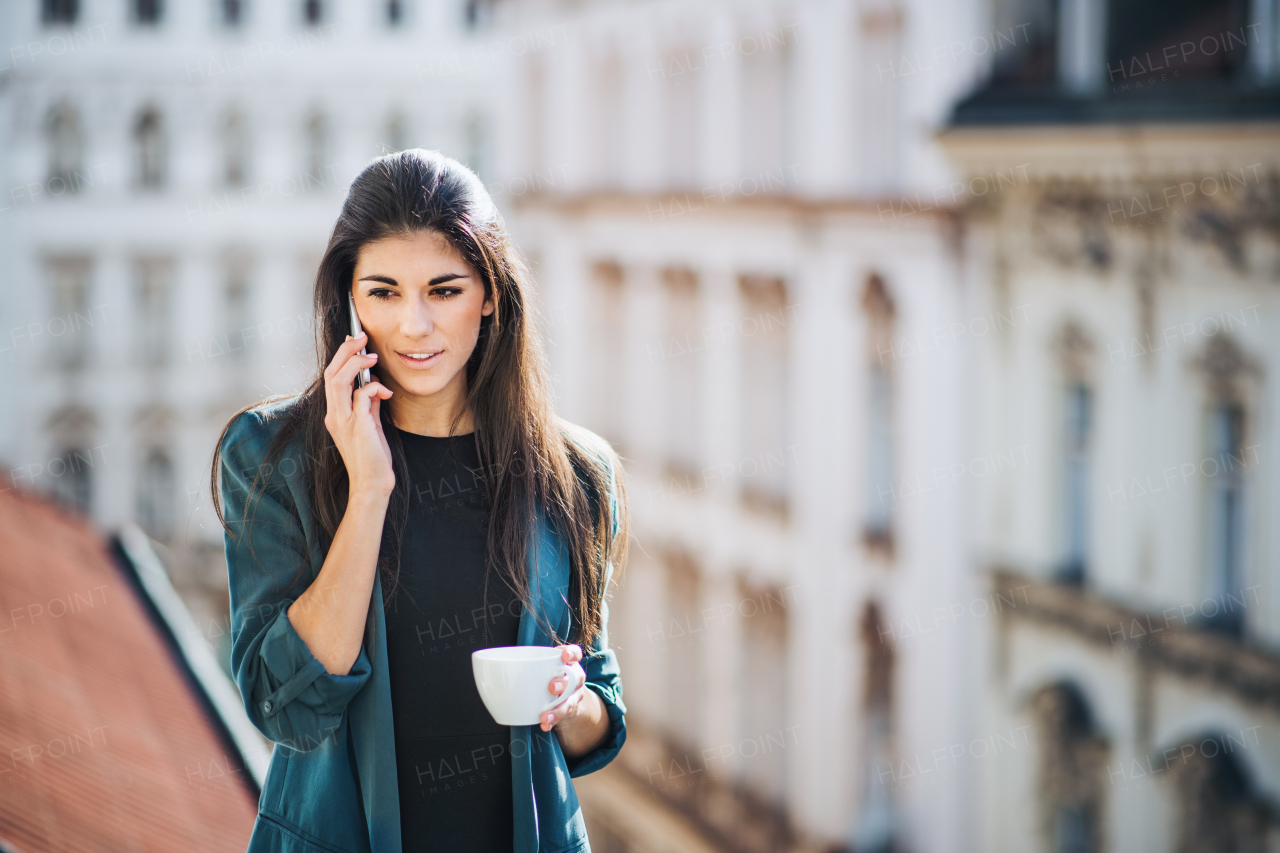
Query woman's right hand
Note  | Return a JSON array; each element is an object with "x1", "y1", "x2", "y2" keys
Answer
[{"x1": 323, "y1": 332, "x2": 395, "y2": 498}]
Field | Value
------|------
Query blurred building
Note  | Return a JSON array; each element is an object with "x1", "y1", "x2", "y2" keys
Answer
[
  {"x1": 0, "y1": 0, "x2": 503, "y2": 672},
  {"x1": 4, "y1": 1, "x2": 1280, "y2": 852},
  {"x1": 491, "y1": 1, "x2": 991, "y2": 852},
  {"x1": 942, "y1": 1, "x2": 1280, "y2": 851}
]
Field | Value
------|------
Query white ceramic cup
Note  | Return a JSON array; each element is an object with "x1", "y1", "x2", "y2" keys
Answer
[{"x1": 471, "y1": 646, "x2": 586, "y2": 726}]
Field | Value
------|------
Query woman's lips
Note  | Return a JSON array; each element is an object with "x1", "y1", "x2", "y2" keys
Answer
[{"x1": 396, "y1": 350, "x2": 443, "y2": 369}]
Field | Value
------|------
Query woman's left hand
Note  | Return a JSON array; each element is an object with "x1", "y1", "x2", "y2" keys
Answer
[{"x1": 540, "y1": 644, "x2": 588, "y2": 732}]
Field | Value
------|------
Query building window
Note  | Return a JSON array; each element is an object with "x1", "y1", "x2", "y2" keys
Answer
[
  {"x1": 134, "y1": 108, "x2": 166, "y2": 189},
  {"x1": 221, "y1": 0, "x2": 243, "y2": 26},
  {"x1": 1054, "y1": 322, "x2": 1094, "y2": 584},
  {"x1": 47, "y1": 104, "x2": 84, "y2": 193},
  {"x1": 223, "y1": 109, "x2": 248, "y2": 187},
  {"x1": 663, "y1": 549, "x2": 703, "y2": 750},
  {"x1": 1031, "y1": 684, "x2": 1107, "y2": 853},
  {"x1": 588, "y1": 261, "x2": 626, "y2": 448},
  {"x1": 303, "y1": 0, "x2": 322, "y2": 25},
  {"x1": 51, "y1": 446, "x2": 94, "y2": 515},
  {"x1": 137, "y1": 449, "x2": 176, "y2": 541},
  {"x1": 133, "y1": 0, "x2": 163, "y2": 25},
  {"x1": 464, "y1": 0, "x2": 495, "y2": 30},
  {"x1": 856, "y1": 8, "x2": 903, "y2": 192},
  {"x1": 990, "y1": 0, "x2": 1058, "y2": 87},
  {"x1": 386, "y1": 0, "x2": 404, "y2": 26},
  {"x1": 48, "y1": 256, "x2": 93, "y2": 370},
  {"x1": 1172, "y1": 734, "x2": 1270, "y2": 850},
  {"x1": 738, "y1": 579, "x2": 789, "y2": 809},
  {"x1": 134, "y1": 258, "x2": 172, "y2": 364},
  {"x1": 862, "y1": 274, "x2": 896, "y2": 554},
  {"x1": 663, "y1": 267, "x2": 701, "y2": 482},
  {"x1": 1058, "y1": 383, "x2": 1092, "y2": 584},
  {"x1": 663, "y1": 49, "x2": 699, "y2": 189},
  {"x1": 1204, "y1": 403, "x2": 1247, "y2": 635},
  {"x1": 42, "y1": 0, "x2": 78, "y2": 25},
  {"x1": 851, "y1": 600, "x2": 896, "y2": 852},
  {"x1": 740, "y1": 27, "x2": 792, "y2": 186},
  {"x1": 304, "y1": 110, "x2": 328, "y2": 189},
  {"x1": 739, "y1": 274, "x2": 790, "y2": 520}
]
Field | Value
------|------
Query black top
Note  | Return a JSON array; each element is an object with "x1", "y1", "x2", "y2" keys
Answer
[{"x1": 383, "y1": 427, "x2": 522, "y2": 853}]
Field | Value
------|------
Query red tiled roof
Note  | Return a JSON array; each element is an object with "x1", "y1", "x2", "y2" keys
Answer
[{"x1": 0, "y1": 490, "x2": 258, "y2": 852}]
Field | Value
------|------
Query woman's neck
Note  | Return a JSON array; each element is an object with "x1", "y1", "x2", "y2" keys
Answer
[{"x1": 387, "y1": 389, "x2": 474, "y2": 437}]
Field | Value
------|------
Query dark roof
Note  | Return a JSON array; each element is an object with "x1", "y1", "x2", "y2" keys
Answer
[
  {"x1": 0, "y1": 490, "x2": 258, "y2": 852},
  {"x1": 949, "y1": 82, "x2": 1280, "y2": 126}
]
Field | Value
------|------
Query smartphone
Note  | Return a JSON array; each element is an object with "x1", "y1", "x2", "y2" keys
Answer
[{"x1": 347, "y1": 294, "x2": 372, "y2": 389}]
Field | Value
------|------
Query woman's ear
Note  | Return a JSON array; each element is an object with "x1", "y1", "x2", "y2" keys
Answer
[{"x1": 482, "y1": 287, "x2": 498, "y2": 317}]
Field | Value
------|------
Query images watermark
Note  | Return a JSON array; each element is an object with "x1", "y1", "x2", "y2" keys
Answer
[
  {"x1": 1105, "y1": 164, "x2": 1264, "y2": 223},
  {"x1": 648, "y1": 446, "x2": 802, "y2": 503},
  {"x1": 878, "y1": 164, "x2": 1030, "y2": 220},
  {"x1": 876, "y1": 304, "x2": 1032, "y2": 363},
  {"x1": 877, "y1": 726, "x2": 1032, "y2": 791},
  {"x1": 877, "y1": 23, "x2": 1032, "y2": 80},
  {"x1": 4, "y1": 726, "x2": 109, "y2": 774},
  {"x1": 875, "y1": 445, "x2": 1033, "y2": 507},
  {"x1": 2, "y1": 445, "x2": 109, "y2": 494},
  {"x1": 0, "y1": 585, "x2": 108, "y2": 634},
  {"x1": 417, "y1": 24, "x2": 569, "y2": 80},
  {"x1": 1108, "y1": 727, "x2": 1261, "y2": 790},
  {"x1": 645, "y1": 585, "x2": 799, "y2": 645},
  {"x1": 877, "y1": 586, "x2": 1031, "y2": 647},
  {"x1": 1106, "y1": 587, "x2": 1262, "y2": 644},
  {"x1": 647, "y1": 164, "x2": 802, "y2": 221},
  {"x1": 0, "y1": 303, "x2": 109, "y2": 355},
  {"x1": 185, "y1": 163, "x2": 343, "y2": 223},
  {"x1": 1105, "y1": 304, "x2": 1261, "y2": 363},
  {"x1": 186, "y1": 25, "x2": 340, "y2": 81},
  {"x1": 646, "y1": 726, "x2": 801, "y2": 792},
  {"x1": 647, "y1": 303, "x2": 800, "y2": 361},
  {"x1": 1105, "y1": 444, "x2": 1262, "y2": 506},
  {"x1": 1108, "y1": 24, "x2": 1260, "y2": 84},
  {"x1": 648, "y1": 24, "x2": 798, "y2": 81},
  {"x1": 2, "y1": 165, "x2": 108, "y2": 211},
  {"x1": 2, "y1": 24, "x2": 107, "y2": 72}
]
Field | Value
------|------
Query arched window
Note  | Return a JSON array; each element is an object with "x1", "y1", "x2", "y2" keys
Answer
[
  {"x1": 1030, "y1": 683, "x2": 1108, "y2": 853},
  {"x1": 1172, "y1": 733, "x2": 1270, "y2": 850},
  {"x1": 137, "y1": 449, "x2": 176, "y2": 540},
  {"x1": 1196, "y1": 335, "x2": 1258, "y2": 637},
  {"x1": 47, "y1": 104, "x2": 83, "y2": 192},
  {"x1": 223, "y1": 109, "x2": 248, "y2": 187},
  {"x1": 862, "y1": 274, "x2": 896, "y2": 554},
  {"x1": 303, "y1": 0, "x2": 323, "y2": 25},
  {"x1": 464, "y1": 112, "x2": 489, "y2": 181},
  {"x1": 51, "y1": 446, "x2": 94, "y2": 515},
  {"x1": 134, "y1": 108, "x2": 166, "y2": 189},
  {"x1": 850, "y1": 600, "x2": 896, "y2": 851}
]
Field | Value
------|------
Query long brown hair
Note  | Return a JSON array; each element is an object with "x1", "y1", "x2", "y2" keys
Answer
[{"x1": 208, "y1": 149, "x2": 628, "y2": 650}]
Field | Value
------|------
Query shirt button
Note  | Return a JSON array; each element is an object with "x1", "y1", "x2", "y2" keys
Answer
[{"x1": 262, "y1": 701, "x2": 272, "y2": 713}]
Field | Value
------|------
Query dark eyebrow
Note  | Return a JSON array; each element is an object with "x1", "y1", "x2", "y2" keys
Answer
[{"x1": 357, "y1": 273, "x2": 470, "y2": 287}]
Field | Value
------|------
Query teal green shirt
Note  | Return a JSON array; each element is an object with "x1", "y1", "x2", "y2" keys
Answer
[{"x1": 220, "y1": 397, "x2": 626, "y2": 853}]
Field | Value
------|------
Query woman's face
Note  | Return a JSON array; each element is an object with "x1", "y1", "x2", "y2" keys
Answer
[{"x1": 350, "y1": 229, "x2": 494, "y2": 405}]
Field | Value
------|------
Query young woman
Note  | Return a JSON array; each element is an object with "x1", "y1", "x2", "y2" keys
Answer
[{"x1": 210, "y1": 149, "x2": 629, "y2": 853}]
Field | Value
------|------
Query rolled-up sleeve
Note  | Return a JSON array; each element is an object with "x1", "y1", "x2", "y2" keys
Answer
[
  {"x1": 567, "y1": 456, "x2": 627, "y2": 777},
  {"x1": 220, "y1": 409, "x2": 372, "y2": 753}
]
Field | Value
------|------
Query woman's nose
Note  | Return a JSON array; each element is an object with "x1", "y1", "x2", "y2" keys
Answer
[{"x1": 399, "y1": 298, "x2": 435, "y2": 337}]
